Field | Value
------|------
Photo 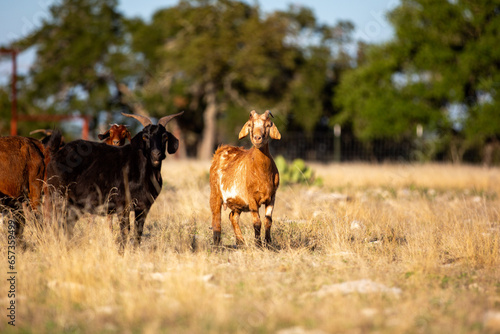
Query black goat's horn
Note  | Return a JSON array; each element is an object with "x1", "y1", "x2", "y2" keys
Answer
[
  {"x1": 30, "y1": 129, "x2": 52, "y2": 135},
  {"x1": 158, "y1": 111, "x2": 184, "y2": 127},
  {"x1": 121, "y1": 112, "x2": 152, "y2": 127}
]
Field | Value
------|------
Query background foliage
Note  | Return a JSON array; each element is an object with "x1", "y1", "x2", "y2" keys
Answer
[{"x1": 2, "y1": 0, "x2": 500, "y2": 163}]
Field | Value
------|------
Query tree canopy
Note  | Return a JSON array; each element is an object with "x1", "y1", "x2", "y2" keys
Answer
[
  {"x1": 15, "y1": 0, "x2": 133, "y2": 119},
  {"x1": 335, "y1": 0, "x2": 500, "y2": 162},
  {"x1": 128, "y1": 0, "x2": 352, "y2": 158},
  {"x1": 3, "y1": 0, "x2": 500, "y2": 162}
]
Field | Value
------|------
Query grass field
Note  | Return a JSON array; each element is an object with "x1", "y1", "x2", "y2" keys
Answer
[{"x1": 1, "y1": 160, "x2": 500, "y2": 333}]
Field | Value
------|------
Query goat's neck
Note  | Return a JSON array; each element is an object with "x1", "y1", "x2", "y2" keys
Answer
[
  {"x1": 250, "y1": 144, "x2": 274, "y2": 168},
  {"x1": 129, "y1": 143, "x2": 163, "y2": 187}
]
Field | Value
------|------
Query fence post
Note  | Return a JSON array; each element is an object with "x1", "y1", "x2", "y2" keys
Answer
[{"x1": 334, "y1": 124, "x2": 341, "y2": 162}]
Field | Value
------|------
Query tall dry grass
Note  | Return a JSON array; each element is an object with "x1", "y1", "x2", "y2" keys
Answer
[{"x1": 1, "y1": 160, "x2": 499, "y2": 333}]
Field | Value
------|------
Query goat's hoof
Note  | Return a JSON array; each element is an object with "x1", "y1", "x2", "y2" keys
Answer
[
  {"x1": 213, "y1": 231, "x2": 222, "y2": 246},
  {"x1": 263, "y1": 238, "x2": 275, "y2": 251},
  {"x1": 17, "y1": 239, "x2": 28, "y2": 252}
]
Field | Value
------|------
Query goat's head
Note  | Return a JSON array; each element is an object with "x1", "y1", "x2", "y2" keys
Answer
[
  {"x1": 98, "y1": 124, "x2": 131, "y2": 146},
  {"x1": 122, "y1": 111, "x2": 184, "y2": 167},
  {"x1": 238, "y1": 110, "x2": 281, "y2": 148},
  {"x1": 30, "y1": 129, "x2": 65, "y2": 147}
]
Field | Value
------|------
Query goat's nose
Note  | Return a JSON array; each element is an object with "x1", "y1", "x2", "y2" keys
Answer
[
  {"x1": 113, "y1": 140, "x2": 120, "y2": 145},
  {"x1": 151, "y1": 150, "x2": 162, "y2": 160},
  {"x1": 253, "y1": 135, "x2": 262, "y2": 142}
]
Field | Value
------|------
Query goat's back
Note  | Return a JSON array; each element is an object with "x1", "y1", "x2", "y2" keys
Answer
[
  {"x1": 46, "y1": 138, "x2": 162, "y2": 214},
  {"x1": 46, "y1": 140, "x2": 133, "y2": 204},
  {"x1": 211, "y1": 144, "x2": 248, "y2": 173}
]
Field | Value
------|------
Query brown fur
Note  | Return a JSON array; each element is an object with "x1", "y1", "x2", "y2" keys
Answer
[
  {"x1": 209, "y1": 110, "x2": 281, "y2": 246},
  {"x1": 0, "y1": 137, "x2": 45, "y2": 209},
  {"x1": 98, "y1": 124, "x2": 131, "y2": 146},
  {"x1": 0, "y1": 135, "x2": 61, "y2": 239}
]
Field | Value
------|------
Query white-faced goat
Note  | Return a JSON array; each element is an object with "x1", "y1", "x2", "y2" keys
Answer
[
  {"x1": 209, "y1": 110, "x2": 281, "y2": 247},
  {"x1": 46, "y1": 111, "x2": 183, "y2": 252}
]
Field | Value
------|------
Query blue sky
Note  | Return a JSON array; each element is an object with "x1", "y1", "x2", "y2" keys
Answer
[{"x1": 0, "y1": 0, "x2": 399, "y2": 78}]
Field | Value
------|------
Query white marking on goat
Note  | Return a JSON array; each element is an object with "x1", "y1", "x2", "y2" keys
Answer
[
  {"x1": 220, "y1": 182, "x2": 240, "y2": 203},
  {"x1": 219, "y1": 166, "x2": 248, "y2": 205},
  {"x1": 265, "y1": 205, "x2": 274, "y2": 217}
]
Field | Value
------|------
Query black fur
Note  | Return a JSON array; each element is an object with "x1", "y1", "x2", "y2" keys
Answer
[{"x1": 46, "y1": 123, "x2": 179, "y2": 251}]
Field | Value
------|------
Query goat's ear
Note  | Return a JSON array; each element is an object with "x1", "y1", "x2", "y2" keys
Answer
[
  {"x1": 98, "y1": 131, "x2": 110, "y2": 140},
  {"x1": 166, "y1": 132, "x2": 179, "y2": 154},
  {"x1": 238, "y1": 121, "x2": 251, "y2": 140},
  {"x1": 270, "y1": 123, "x2": 281, "y2": 140}
]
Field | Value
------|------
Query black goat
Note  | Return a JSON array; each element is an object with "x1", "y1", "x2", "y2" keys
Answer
[{"x1": 46, "y1": 111, "x2": 183, "y2": 251}]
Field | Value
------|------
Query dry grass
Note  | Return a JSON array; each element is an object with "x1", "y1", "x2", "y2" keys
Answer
[{"x1": 1, "y1": 160, "x2": 500, "y2": 333}]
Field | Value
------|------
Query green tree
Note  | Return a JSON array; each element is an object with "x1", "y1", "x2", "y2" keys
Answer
[
  {"x1": 130, "y1": 0, "x2": 353, "y2": 159},
  {"x1": 130, "y1": 0, "x2": 298, "y2": 159},
  {"x1": 0, "y1": 86, "x2": 10, "y2": 134},
  {"x1": 336, "y1": 0, "x2": 500, "y2": 162},
  {"x1": 13, "y1": 0, "x2": 134, "y2": 128}
]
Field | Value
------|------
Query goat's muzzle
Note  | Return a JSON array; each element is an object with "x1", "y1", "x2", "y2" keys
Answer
[
  {"x1": 151, "y1": 150, "x2": 162, "y2": 167},
  {"x1": 252, "y1": 134, "x2": 264, "y2": 148}
]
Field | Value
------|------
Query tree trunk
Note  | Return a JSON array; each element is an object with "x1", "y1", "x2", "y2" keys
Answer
[
  {"x1": 198, "y1": 81, "x2": 217, "y2": 160},
  {"x1": 169, "y1": 119, "x2": 186, "y2": 159},
  {"x1": 116, "y1": 82, "x2": 149, "y2": 117}
]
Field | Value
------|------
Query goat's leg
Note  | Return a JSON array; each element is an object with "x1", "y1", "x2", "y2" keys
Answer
[
  {"x1": 210, "y1": 193, "x2": 223, "y2": 246},
  {"x1": 133, "y1": 209, "x2": 147, "y2": 248},
  {"x1": 107, "y1": 215, "x2": 113, "y2": 233},
  {"x1": 250, "y1": 210, "x2": 262, "y2": 248},
  {"x1": 248, "y1": 201, "x2": 262, "y2": 247},
  {"x1": 118, "y1": 211, "x2": 130, "y2": 254},
  {"x1": 229, "y1": 210, "x2": 245, "y2": 246},
  {"x1": 12, "y1": 202, "x2": 26, "y2": 247},
  {"x1": 264, "y1": 197, "x2": 275, "y2": 245},
  {"x1": 42, "y1": 186, "x2": 60, "y2": 228},
  {"x1": 65, "y1": 208, "x2": 78, "y2": 239}
]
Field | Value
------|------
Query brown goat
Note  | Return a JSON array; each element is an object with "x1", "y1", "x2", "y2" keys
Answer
[
  {"x1": 98, "y1": 124, "x2": 131, "y2": 146},
  {"x1": 210, "y1": 110, "x2": 281, "y2": 247},
  {"x1": 0, "y1": 133, "x2": 62, "y2": 239}
]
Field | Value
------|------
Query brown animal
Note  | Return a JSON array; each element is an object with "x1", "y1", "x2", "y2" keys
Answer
[
  {"x1": 0, "y1": 132, "x2": 62, "y2": 238},
  {"x1": 209, "y1": 110, "x2": 281, "y2": 247},
  {"x1": 98, "y1": 124, "x2": 131, "y2": 146}
]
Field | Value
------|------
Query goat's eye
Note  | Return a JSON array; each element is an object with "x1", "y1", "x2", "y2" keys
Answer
[
  {"x1": 142, "y1": 134, "x2": 150, "y2": 141},
  {"x1": 162, "y1": 133, "x2": 168, "y2": 141}
]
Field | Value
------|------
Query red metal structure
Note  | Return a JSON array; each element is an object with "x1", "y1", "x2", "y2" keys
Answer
[{"x1": 0, "y1": 47, "x2": 89, "y2": 139}]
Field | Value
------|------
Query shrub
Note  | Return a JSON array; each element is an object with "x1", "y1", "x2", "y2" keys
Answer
[{"x1": 275, "y1": 155, "x2": 323, "y2": 186}]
